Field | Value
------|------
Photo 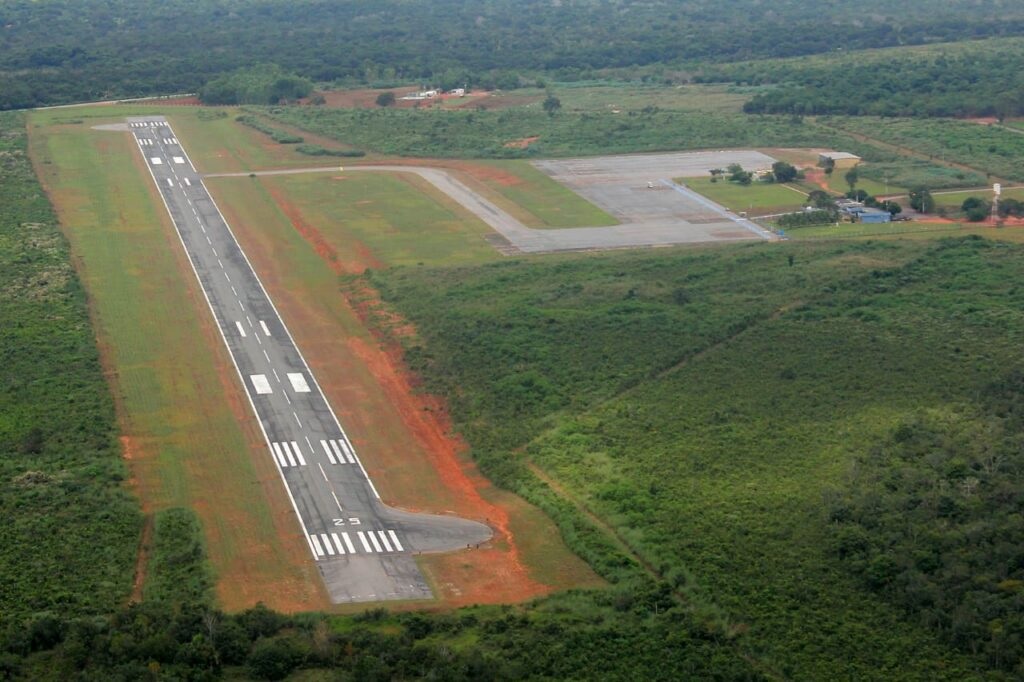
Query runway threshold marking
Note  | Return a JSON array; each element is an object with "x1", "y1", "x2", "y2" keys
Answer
[
  {"x1": 250, "y1": 374, "x2": 272, "y2": 394},
  {"x1": 287, "y1": 372, "x2": 311, "y2": 393}
]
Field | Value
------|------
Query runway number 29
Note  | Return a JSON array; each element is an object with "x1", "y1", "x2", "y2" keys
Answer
[{"x1": 333, "y1": 518, "x2": 361, "y2": 526}]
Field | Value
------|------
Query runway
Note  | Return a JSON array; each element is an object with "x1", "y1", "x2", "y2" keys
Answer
[{"x1": 127, "y1": 116, "x2": 491, "y2": 603}]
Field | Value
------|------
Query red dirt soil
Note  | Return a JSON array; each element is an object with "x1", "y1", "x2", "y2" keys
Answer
[{"x1": 503, "y1": 136, "x2": 539, "y2": 149}]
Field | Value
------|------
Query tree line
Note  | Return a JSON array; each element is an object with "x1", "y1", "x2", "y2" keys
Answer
[{"x1": 5, "y1": 0, "x2": 1024, "y2": 109}]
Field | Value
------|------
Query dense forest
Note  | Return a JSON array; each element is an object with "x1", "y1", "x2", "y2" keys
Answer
[
  {"x1": 5, "y1": 0, "x2": 1024, "y2": 109},
  {"x1": 698, "y1": 39, "x2": 1024, "y2": 118}
]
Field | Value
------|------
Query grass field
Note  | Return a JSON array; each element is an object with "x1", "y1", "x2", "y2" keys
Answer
[
  {"x1": 825, "y1": 173, "x2": 904, "y2": 198},
  {"x1": 371, "y1": 239, "x2": 1024, "y2": 678},
  {"x1": 932, "y1": 186, "x2": 1024, "y2": 207},
  {"x1": 28, "y1": 112, "x2": 328, "y2": 612},
  {"x1": 683, "y1": 176, "x2": 806, "y2": 215},
  {"x1": 460, "y1": 160, "x2": 618, "y2": 228},
  {"x1": 825, "y1": 116, "x2": 1024, "y2": 182},
  {"x1": 222, "y1": 171, "x2": 500, "y2": 268}
]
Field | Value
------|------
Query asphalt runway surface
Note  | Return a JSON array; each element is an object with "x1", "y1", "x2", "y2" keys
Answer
[
  {"x1": 127, "y1": 116, "x2": 491, "y2": 604},
  {"x1": 207, "y1": 149, "x2": 778, "y2": 254}
]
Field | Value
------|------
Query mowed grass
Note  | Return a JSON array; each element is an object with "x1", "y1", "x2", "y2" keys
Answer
[
  {"x1": 460, "y1": 160, "x2": 619, "y2": 228},
  {"x1": 28, "y1": 115, "x2": 327, "y2": 612},
  {"x1": 683, "y1": 176, "x2": 806, "y2": 215},
  {"x1": 229, "y1": 171, "x2": 501, "y2": 267}
]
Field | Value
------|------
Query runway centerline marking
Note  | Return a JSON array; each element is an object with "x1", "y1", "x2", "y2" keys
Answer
[
  {"x1": 293, "y1": 411, "x2": 302, "y2": 427},
  {"x1": 318, "y1": 462, "x2": 329, "y2": 482}
]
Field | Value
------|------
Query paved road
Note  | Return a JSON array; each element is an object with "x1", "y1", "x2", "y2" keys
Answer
[
  {"x1": 127, "y1": 116, "x2": 491, "y2": 604},
  {"x1": 207, "y1": 161, "x2": 777, "y2": 253}
]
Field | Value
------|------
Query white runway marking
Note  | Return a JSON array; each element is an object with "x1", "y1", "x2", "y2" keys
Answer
[
  {"x1": 331, "y1": 533, "x2": 346, "y2": 554},
  {"x1": 172, "y1": 156, "x2": 185, "y2": 164},
  {"x1": 328, "y1": 440, "x2": 344, "y2": 463},
  {"x1": 211, "y1": 246, "x2": 217, "y2": 256},
  {"x1": 205, "y1": 235, "x2": 211, "y2": 244},
  {"x1": 282, "y1": 442, "x2": 297, "y2": 467},
  {"x1": 377, "y1": 530, "x2": 393, "y2": 552},
  {"x1": 263, "y1": 349, "x2": 270, "y2": 362},
  {"x1": 292, "y1": 441, "x2": 306, "y2": 466},
  {"x1": 321, "y1": 533, "x2": 335, "y2": 555},
  {"x1": 338, "y1": 439, "x2": 356, "y2": 464},
  {"x1": 310, "y1": 534, "x2": 324, "y2": 557},
  {"x1": 166, "y1": 178, "x2": 174, "y2": 187},
  {"x1": 331, "y1": 490, "x2": 343, "y2": 511},
  {"x1": 288, "y1": 373, "x2": 311, "y2": 393},
  {"x1": 217, "y1": 259, "x2": 223, "y2": 268},
  {"x1": 322, "y1": 440, "x2": 337, "y2": 464},
  {"x1": 318, "y1": 462, "x2": 329, "y2": 482},
  {"x1": 231, "y1": 286, "x2": 238, "y2": 297},
  {"x1": 341, "y1": 532, "x2": 356, "y2": 554},
  {"x1": 250, "y1": 374, "x2": 272, "y2": 394},
  {"x1": 150, "y1": 157, "x2": 162, "y2": 165},
  {"x1": 184, "y1": 177, "x2": 191, "y2": 187},
  {"x1": 272, "y1": 368, "x2": 281, "y2": 382},
  {"x1": 260, "y1": 320, "x2": 271, "y2": 336},
  {"x1": 367, "y1": 531, "x2": 383, "y2": 553},
  {"x1": 357, "y1": 532, "x2": 372, "y2": 553},
  {"x1": 388, "y1": 530, "x2": 404, "y2": 552},
  {"x1": 271, "y1": 442, "x2": 287, "y2": 467},
  {"x1": 293, "y1": 411, "x2": 302, "y2": 427},
  {"x1": 246, "y1": 316, "x2": 253, "y2": 327},
  {"x1": 235, "y1": 321, "x2": 247, "y2": 337}
]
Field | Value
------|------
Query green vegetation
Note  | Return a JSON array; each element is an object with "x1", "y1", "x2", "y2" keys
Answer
[
  {"x1": 235, "y1": 114, "x2": 304, "y2": 144},
  {"x1": 701, "y1": 38, "x2": 1024, "y2": 118},
  {"x1": 143, "y1": 508, "x2": 213, "y2": 606},
  {"x1": 370, "y1": 238, "x2": 1024, "y2": 677},
  {"x1": 5, "y1": 1, "x2": 1024, "y2": 110},
  {"x1": 199, "y1": 64, "x2": 313, "y2": 105},
  {"x1": 683, "y1": 176, "x2": 805, "y2": 216},
  {"x1": 831, "y1": 375, "x2": 1024, "y2": 672},
  {"x1": 472, "y1": 161, "x2": 618, "y2": 228},
  {"x1": 264, "y1": 106, "x2": 830, "y2": 158},
  {"x1": 4, "y1": 590, "x2": 758, "y2": 680},
  {"x1": 293, "y1": 144, "x2": 365, "y2": 158},
  {"x1": 824, "y1": 117, "x2": 1024, "y2": 182},
  {"x1": 0, "y1": 111, "x2": 140, "y2": 622},
  {"x1": 775, "y1": 209, "x2": 836, "y2": 228}
]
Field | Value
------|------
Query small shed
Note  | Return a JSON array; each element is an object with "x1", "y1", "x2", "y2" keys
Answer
[{"x1": 818, "y1": 152, "x2": 861, "y2": 169}]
